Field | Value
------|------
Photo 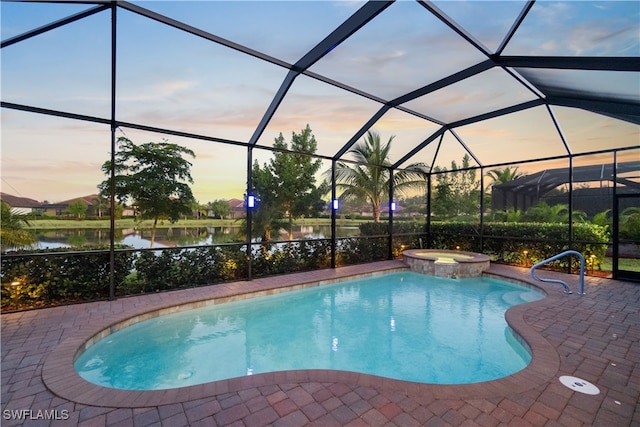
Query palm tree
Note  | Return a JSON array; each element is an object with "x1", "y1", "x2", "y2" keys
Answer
[
  {"x1": 1, "y1": 201, "x2": 37, "y2": 250},
  {"x1": 522, "y1": 202, "x2": 586, "y2": 223},
  {"x1": 332, "y1": 130, "x2": 429, "y2": 222},
  {"x1": 484, "y1": 166, "x2": 526, "y2": 214},
  {"x1": 592, "y1": 209, "x2": 611, "y2": 230},
  {"x1": 93, "y1": 195, "x2": 109, "y2": 218},
  {"x1": 620, "y1": 207, "x2": 640, "y2": 240},
  {"x1": 485, "y1": 166, "x2": 525, "y2": 187},
  {"x1": 492, "y1": 208, "x2": 522, "y2": 222}
]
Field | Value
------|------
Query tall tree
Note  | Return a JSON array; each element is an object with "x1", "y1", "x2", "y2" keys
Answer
[
  {"x1": 332, "y1": 130, "x2": 428, "y2": 222},
  {"x1": 98, "y1": 137, "x2": 196, "y2": 248},
  {"x1": 250, "y1": 163, "x2": 284, "y2": 242},
  {"x1": 432, "y1": 154, "x2": 480, "y2": 219},
  {"x1": 252, "y1": 125, "x2": 325, "y2": 240}
]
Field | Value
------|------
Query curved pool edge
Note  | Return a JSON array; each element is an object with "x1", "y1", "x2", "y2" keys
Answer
[{"x1": 42, "y1": 263, "x2": 561, "y2": 408}]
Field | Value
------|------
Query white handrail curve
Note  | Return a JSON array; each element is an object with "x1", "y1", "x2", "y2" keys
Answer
[{"x1": 530, "y1": 250, "x2": 585, "y2": 295}]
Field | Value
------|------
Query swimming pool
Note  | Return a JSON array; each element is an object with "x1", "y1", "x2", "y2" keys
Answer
[{"x1": 75, "y1": 271, "x2": 544, "y2": 390}]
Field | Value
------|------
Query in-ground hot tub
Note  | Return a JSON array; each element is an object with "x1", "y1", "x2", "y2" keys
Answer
[{"x1": 403, "y1": 249, "x2": 490, "y2": 278}]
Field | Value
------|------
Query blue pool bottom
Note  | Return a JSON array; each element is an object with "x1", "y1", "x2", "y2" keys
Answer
[{"x1": 75, "y1": 272, "x2": 544, "y2": 390}]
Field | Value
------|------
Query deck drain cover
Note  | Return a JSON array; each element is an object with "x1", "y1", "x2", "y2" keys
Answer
[{"x1": 559, "y1": 376, "x2": 600, "y2": 395}]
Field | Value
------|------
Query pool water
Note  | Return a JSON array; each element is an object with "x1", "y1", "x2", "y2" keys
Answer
[
  {"x1": 415, "y1": 251, "x2": 474, "y2": 259},
  {"x1": 415, "y1": 251, "x2": 473, "y2": 263},
  {"x1": 75, "y1": 272, "x2": 544, "y2": 390}
]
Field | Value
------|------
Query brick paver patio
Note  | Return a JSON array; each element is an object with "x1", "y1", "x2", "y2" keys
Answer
[{"x1": 2, "y1": 261, "x2": 638, "y2": 426}]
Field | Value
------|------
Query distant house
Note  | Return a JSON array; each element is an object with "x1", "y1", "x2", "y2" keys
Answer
[
  {"x1": 204, "y1": 199, "x2": 246, "y2": 219},
  {"x1": 227, "y1": 198, "x2": 246, "y2": 219},
  {"x1": 39, "y1": 194, "x2": 104, "y2": 217},
  {"x1": 0, "y1": 192, "x2": 41, "y2": 214}
]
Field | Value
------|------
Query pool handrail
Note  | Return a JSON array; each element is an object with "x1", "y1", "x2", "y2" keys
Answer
[{"x1": 530, "y1": 250, "x2": 585, "y2": 295}]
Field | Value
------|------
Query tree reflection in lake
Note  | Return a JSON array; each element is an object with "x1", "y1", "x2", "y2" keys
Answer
[{"x1": 33, "y1": 225, "x2": 360, "y2": 250}]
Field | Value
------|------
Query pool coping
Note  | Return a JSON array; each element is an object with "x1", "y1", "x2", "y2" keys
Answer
[{"x1": 42, "y1": 261, "x2": 561, "y2": 408}]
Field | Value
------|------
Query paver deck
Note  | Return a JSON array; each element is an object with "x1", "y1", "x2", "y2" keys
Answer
[{"x1": 2, "y1": 261, "x2": 638, "y2": 426}]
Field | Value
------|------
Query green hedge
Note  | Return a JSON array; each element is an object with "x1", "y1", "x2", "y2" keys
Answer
[
  {"x1": 250, "y1": 240, "x2": 332, "y2": 278},
  {"x1": 337, "y1": 236, "x2": 389, "y2": 265},
  {"x1": 478, "y1": 222, "x2": 608, "y2": 269},
  {"x1": 1, "y1": 221, "x2": 609, "y2": 311},
  {"x1": 1, "y1": 247, "x2": 134, "y2": 310},
  {"x1": 1, "y1": 240, "x2": 334, "y2": 310},
  {"x1": 125, "y1": 246, "x2": 248, "y2": 294},
  {"x1": 359, "y1": 220, "x2": 609, "y2": 270}
]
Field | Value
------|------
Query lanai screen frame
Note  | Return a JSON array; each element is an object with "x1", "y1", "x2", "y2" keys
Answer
[{"x1": 2, "y1": 1, "x2": 639, "y2": 297}]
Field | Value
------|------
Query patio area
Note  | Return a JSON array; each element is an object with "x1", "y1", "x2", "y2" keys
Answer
[{"x1": 1, "y1": 261, "x2": 638, "y2": 426}]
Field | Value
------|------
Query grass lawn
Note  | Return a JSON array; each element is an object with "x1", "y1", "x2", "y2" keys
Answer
[{"x1": 599, "y1": 257, "x2": 640, "y2": 273}]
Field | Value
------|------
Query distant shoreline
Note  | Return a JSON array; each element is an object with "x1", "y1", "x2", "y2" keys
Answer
[{"x1": 25, "y1": 218, "x2": 363, "y2": 229}]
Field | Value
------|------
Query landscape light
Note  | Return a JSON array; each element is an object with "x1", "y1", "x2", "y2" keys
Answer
[
  {"x1": 247, "y1": 195, "x2": 255, "y2": 208},
  {"x1": 332, "y1": 199, "x2": 339, "y2": 210},
  {"x1": 390, "y1": 202, "x2": 396, "y2": 211}
]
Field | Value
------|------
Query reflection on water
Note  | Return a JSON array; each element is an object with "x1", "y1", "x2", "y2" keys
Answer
[
  {"x1": 75, "y1": 272, "x2": 543, "y2": 389},
  {"x1": 33, "y1": 225, "x2": 360, "y2": 250}
]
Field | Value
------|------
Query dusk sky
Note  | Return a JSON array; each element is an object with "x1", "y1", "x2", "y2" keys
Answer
[{"x1": 1, "y1": 1, "x2": 638, "y2": 204}]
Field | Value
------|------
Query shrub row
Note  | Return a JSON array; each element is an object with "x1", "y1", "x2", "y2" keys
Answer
[
  {"x1": 1, "y1": 247, "x2": 134, "y2": 310},
  {"x1": 429, "y1": 222, "x2": 609, "y2": 269},
  {"x1": 1, "y1": 241, "x2": 336, "y2": 311},
  {"x1": 360, "y1": 220, "x2": 608, "y2": 269},
  {"x1": 126, "y1": 246, "x2": 248, "y2": 294},
  {"x1": 1, "y1": 221, "x2": 609, "y2": 311}
]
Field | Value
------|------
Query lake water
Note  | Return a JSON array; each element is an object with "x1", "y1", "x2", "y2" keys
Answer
[{"x1": 33, "y1": 225, "x2": 361, "y2": 250}]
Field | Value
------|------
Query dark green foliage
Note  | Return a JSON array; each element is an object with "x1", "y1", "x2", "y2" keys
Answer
[
  {"x1": 251, "y1": 125, "x2": 326, "y2": 241},
  {"x1": 251, "y1": 240, "x2": 332, "y2": 277},
  {"x1": 430, "y1": 221, "x2": 608, "y2": 271},
  {"x1": 337, "y1": 236, "x2": 388, "y2": 265},
  {"x1": 98, "y1": 137, "x2": 197, "y2": 246},
  {"x1": 358, "y1": 222, "x2": 388, "y2": 236},
  {"x1": 1, "y1": 240, "x2": 335, "y2": 311},
  {"x1": 331, "y1": 130, "x2": 428, "y2": 223},
  {"x1": 1, "y1": 201, "x2": 37, "y2": 250},
  {"x1": 207, "y1": 199, "x2": 233, "y2": 220},
  {"x1": 337, "y1": 221, "x2": 425, "y2": 265},
  {"x1": 129, "y1": 246, "x2": 247, "y2": 293},
  {"x1": 432, "y1": 154, "x2": 480, "y2": 219},
  {"x1": 1, "y1": 221, "x2": 610, "y2": 311},
  {"x1": 1, "y1": 247, "x2": 134, "y2": 310},
  {"x1": 357, "y1": 220, "x2": 608, "y2": 271},
  {"x1": 620, "y1": 207, "x2": 640, "y2": 241}
]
